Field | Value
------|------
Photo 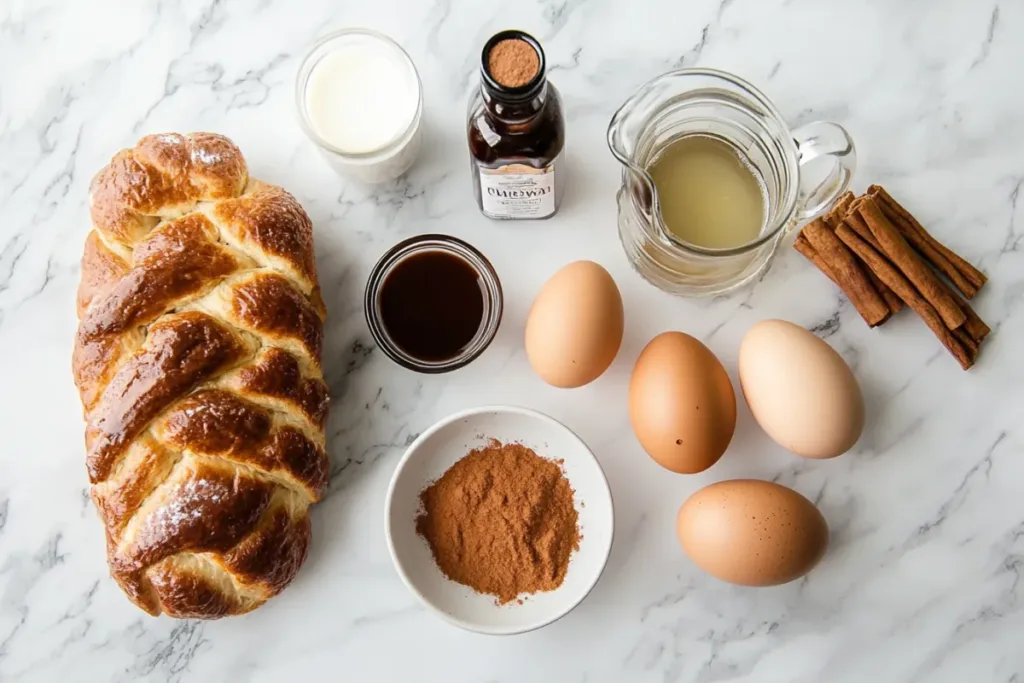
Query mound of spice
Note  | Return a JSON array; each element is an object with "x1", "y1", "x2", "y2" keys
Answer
[
  {"x1": 415, "y1": 440, "x2": 580, "y2": 604},
  {"x1": 795, "y1": 185, "x2": 989, "y2": 370},
  {"x1": 487, "y1": 38, "x2": 540, "y2": 88}
]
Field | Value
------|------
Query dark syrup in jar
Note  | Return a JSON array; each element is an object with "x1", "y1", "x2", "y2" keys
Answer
[{"x1": 378, "y1": 251, "x2": 485, "y2": 362}]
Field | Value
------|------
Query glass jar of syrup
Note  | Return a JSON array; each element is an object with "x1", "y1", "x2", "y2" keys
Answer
[
  {"x1": 468, "y1": 30, "x2": 565, "y2": 220},
  {"x1": 364, "y1": 235, "x2": 503, "y2": 373}
]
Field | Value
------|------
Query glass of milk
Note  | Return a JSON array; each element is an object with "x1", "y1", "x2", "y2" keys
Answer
[{"x1": 296, "y1": 28, "x2": 423, "y2": 183}]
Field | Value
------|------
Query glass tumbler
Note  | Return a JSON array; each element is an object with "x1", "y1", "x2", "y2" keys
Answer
[
  {"x1": 295, "y1": 28, "x2": 424, "y2": 183},
  {"x1": 607, "y1": 68, "x2": 856, "y2": 297}
]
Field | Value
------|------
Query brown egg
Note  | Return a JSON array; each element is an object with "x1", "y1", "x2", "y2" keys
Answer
[
  {"x1": 739, "y1": 319, "x2": 864, "y2": 459},
  {"x1": 525, "y1": 261, "x2": 624, "y2": 388},
  {"x1": 628, "y1": 332, "x2": 736, "y2": 474},
  {"x1": 676, "y1": 479, "x2": 829, "y2": 586}
]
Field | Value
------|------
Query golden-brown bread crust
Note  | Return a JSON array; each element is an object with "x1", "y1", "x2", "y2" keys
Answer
[{"x1": 76, "y1": 132, "x2": 328, "y2": 619}]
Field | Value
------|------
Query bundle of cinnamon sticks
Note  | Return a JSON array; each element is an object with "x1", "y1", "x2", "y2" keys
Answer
[{"x1": 795, "y1": 185, "x2": 988, "y2": 369}]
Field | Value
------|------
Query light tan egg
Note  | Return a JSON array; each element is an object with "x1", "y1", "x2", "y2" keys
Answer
[
  {"x1": 739, "y1": 319, "x2": 864, "y2": 459},
  {"x1": 629, "y1": 332, "x2": 736, "y2": 474},
  {"x1": 525, "y1": 261, "x2": 624, "y2": 388},
  {"x1": 676, "y1": 479, "x2": 829, "y2": 586}
]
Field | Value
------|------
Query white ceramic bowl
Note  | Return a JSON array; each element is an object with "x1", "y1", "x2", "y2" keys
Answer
[{"x1": 385, "y1": 406, "x2": 614, "y2": 635}]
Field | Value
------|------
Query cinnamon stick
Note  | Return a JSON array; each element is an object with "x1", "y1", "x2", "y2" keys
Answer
[
  {"x1": 802, "y1": 218, "x2": 890, "y2": 327},
  {"x1": 826, "y1": 191, "x2": 856, "y2": 226},
  {"x1": 794, "y1": 234, "x2": 839, "y2": 285},
  {"x1": 819, "y1": 197, "x2": 903, "y2": 315},
  {"x1": 870, "y1": 262, "x2": 906, "y2": 315},
  {"x1": 856, "y1": 196, "x2": 967, "y2": 330},
  {"x1": 951, "y1": 288, "x2": 991, "y2": 344},
  {"x1": 878, "y1": 199, "x2": 979, "y2": 298},
  {"x1": 835, "y1": 224, "x2": 974, "y2": 370},
  {"x1": 797, "y1": 231, "x2": 898, "y2": 324},
  {"x1": 868, "y1": 185, "x2": 986, "y2": 297},
  {"x1": 953, "y1": 326, "x2": 980, "y2": 358},
  {"x1": 842, "y1": 210, "x2": 883, "y2": 253},
  {"x1": 832, "y1": 212, "x2": 904, "y2": 314},
  {"x1": 851, "y1": 196, "x2": 985, "y2": 339}
]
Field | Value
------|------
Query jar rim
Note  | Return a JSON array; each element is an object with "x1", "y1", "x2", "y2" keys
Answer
[
  {"x1": 364, "y1": 235, "x2": 504, "y2": 374},
  {"x1": 295, "y1": 27, "x2": 424, "y2": 161}
]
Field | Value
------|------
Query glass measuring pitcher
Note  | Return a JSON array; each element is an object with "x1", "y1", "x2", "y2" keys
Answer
[{"x1": 607, "y1": 68, "x2": 856, "y2": 297}]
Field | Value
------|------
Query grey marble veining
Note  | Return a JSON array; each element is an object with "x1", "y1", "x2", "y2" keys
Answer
[{"x1": 1, "y1": 0, "x2": 1023, "y2": 681}]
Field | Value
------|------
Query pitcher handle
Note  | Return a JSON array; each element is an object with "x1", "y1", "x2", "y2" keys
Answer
[{"x1": 791, "y1": 121, "x2": 857, "y2": 223}]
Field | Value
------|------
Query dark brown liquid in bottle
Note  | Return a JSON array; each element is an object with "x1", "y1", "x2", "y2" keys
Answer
[
  {"x1": 379, "y1": 252, "x2": 485, "y2": 362},
  {"x1": 467, "y1": 92, "x2": 564, "y2": 167},
  {"x1": 468, "y1": 30, "x2": 565, "y2": 219}
]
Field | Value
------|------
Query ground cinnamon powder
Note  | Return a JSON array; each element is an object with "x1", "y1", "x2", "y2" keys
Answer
[
  {"x1": 415, "y1": 440, "x2": 580, "y2": 604},
  {"x1": 487, "y1": 39, "x2": 540, "y2": 88}
]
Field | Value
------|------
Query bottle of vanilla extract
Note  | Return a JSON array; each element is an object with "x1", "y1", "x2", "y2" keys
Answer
[{"x1": 467, "y1": 30, "x2": 565, "y2": 220}]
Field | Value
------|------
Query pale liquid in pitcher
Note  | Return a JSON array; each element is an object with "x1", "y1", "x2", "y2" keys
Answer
[{"x1": 647, "y1": 135, "x2": 767, "y2": 249}]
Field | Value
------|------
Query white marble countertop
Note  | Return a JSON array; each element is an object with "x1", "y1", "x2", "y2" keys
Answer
[{"x1": 2, "y1": 0, "x2": 1023, "y2": 681}]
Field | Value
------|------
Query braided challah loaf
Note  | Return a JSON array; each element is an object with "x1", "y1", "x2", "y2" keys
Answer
[{"x1": 74, "y1": 133, "x2": 329, "y2": 618}]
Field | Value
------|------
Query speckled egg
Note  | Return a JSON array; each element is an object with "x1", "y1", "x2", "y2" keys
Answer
[
  {"x1": 676, "y1": 479, "x2": 829, "y2": 586},
  {"x1": 629, "y1": 332, "x2": 736, "y2": 474}
]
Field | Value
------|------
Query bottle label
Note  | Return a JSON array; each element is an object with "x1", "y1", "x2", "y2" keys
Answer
[{"x1": 479, "y1": 161, "x2": 556, "y2": 219}]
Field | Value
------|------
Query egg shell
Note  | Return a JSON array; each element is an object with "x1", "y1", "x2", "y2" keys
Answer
[
  {"x1": 629, "y1": 332, "x2": 736, "y2": 474},
  {"x1": 676, "y1": 479, "x2": 829, "y2": 586},
  {"x1": 525, "y1": 261, "x2": 624, "y2": 388},
  {"x1": 739, "y1": 319, "x2": 864, "y2": 459}
]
